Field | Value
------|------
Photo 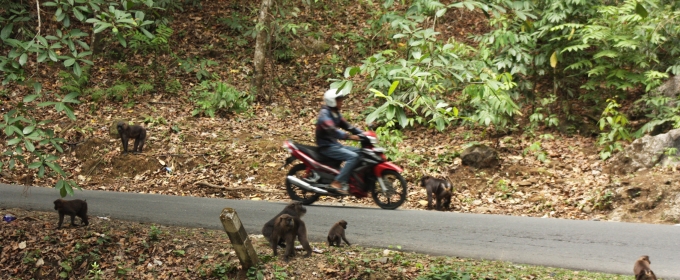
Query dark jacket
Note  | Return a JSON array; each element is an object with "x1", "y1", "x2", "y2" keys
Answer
[{"x1": 315, "y1": 106, "x2": 363, "y2": 147}]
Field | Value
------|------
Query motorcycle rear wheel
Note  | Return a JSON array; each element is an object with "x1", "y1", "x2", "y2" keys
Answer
[
  {"x1": 285, "y1": 163, "x2": 321, "y2": 205},
  {"x1": 371, "y1": 170, "x2": 407, "y2": 210}
]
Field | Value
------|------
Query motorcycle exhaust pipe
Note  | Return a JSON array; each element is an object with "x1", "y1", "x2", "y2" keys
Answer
[{"x1": 287, "y1": 176, "x2": 329, "y2": 195}]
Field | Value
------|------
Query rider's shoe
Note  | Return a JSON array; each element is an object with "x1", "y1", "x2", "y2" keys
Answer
[{"x1": 330, "y1": 180, "x2": 349, "y2": 195}]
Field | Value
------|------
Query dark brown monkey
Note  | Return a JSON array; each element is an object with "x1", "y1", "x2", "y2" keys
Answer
[
  {"x1": 261, "y1": 202, "x2": 312, "y2": 257},
  {"x1": 327, "y1": 220, "x2": 351, "y2": 247},
  {"x1": 634, "y1": 255, "x2": 657, "y2": 280},
  {"x1": 440, "y1": 189, "x2": 452, "y2": 210},
  {"x1": 116, "y1": 122, "x2": 147, "y2": 154},
  {"x1": 53, "y1": 199, "x2": 89, "y2": 229},
  {"x1": 271, "y1": 214, "x2": 296, "y2": 261},
  {"x1": 421, "y1": 175, "x2": 453, "y2": 210}
]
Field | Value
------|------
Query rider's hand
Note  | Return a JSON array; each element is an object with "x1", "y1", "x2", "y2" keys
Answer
[{"x1": 348, "y1": 135, "x2": 361, "y2": 141}]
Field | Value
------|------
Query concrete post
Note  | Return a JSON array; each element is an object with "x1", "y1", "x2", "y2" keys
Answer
[{"x1": 219, "y1": 208, "x2": 258, "y2": 269}]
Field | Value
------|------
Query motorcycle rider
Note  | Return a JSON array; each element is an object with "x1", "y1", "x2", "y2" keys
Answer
[{"x1": 316, "y1": 88, "x2": 364, "y2": 195}]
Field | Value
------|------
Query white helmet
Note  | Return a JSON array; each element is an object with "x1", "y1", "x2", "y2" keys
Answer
[{"x1": 323, "y1": 88, "x2": 348, "y2": 107}]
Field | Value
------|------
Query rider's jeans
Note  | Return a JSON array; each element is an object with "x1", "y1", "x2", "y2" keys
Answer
[{"x1": 321, "y1": 145, "x2": 361, "y2": 184}]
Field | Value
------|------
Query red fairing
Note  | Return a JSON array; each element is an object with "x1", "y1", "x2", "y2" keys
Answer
[
  {"x1": 364, "y1": 131, "x2": 377, "y2": 138},
  {"x1": 374, "y1": 161, "x2": 402, "y2": 176}
]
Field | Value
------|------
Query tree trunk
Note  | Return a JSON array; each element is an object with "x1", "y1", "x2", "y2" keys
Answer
[{"x1": 252, "y1": 0, "x2": 273, "y2": 102}]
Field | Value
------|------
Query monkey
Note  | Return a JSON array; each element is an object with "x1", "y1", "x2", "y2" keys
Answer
[
  {"x1": 262, "y1": 201, "x2": 306, "y2": 242},
  {"x1": 53, "y1": 199, "x2": 89, "y2": 229},
  {"x1": 327, "y1": 220, "x2": 351, "y2": 247},
  {"x1": 261, "y1": 201, "x2": 312, "y2": 257},
  {"x1": 440, "y1": 189, "x2": 452, "y2": 210},
  {"x1": 633, "y1": 255, "x2": 657, "y2": 280},
  {"x1": 421, "y1": 175, "x2": 453, "y2": 210},
  {"x1": 116, "y1": 122, "x2": 147, "y2": 154},
  {"x1": 271, "y1": 214, "x2": 296, "y2": 260}
]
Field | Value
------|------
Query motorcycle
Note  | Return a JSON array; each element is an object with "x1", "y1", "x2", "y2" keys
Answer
[{"x1": 281, "y1": 131, "x2": 408, "y2": 210}]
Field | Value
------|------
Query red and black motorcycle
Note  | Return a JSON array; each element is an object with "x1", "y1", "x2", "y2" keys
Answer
[{"x1": 281, "y1": 131, "x2": 408, "y2": 210}]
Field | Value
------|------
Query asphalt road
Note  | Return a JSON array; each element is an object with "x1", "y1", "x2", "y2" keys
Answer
[{"x1": 1, "y1": 184, "x2": 679, "y2": 278}]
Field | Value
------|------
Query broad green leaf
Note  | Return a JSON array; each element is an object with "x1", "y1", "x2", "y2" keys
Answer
[
  {"x1": 369, "y1": 88, "x2": 386, "y2": 98},
  {"x1": 28, "y1": 161, "x2": 42, "y2": 169},
  {"x1": 23, "y1": 94, "x2": 40, "y2": 103},
  {"x1": 344, "y1": 67, "x2": 360, "y2": 78},
  {"x1": 64, "y1": 58, "x2": 76, "y2": 67},
  {"x1": 22, "y1": 126, "x2": 35, "y2": 135},
  {"x1": 0, "y1": 23, "x2": 13, "y2": 40},
  {"x1": 24, "y1": 140, "x2": 35, "y2": 152},
  {"x1": 46, "y1": 162, "x2": 66, "y2": 176},
  {"x1": 635, "y1": 3, "x2": 648, "y2": 18},
  {"x1": 386, "y1": 105, "x2": 396, "y2": 120},
  {"x1": 387, "y1": 81, "x2": 399, "y2": 96},
  {"x1": 7, "y1": 138, "x2": 22, "y2": 146},
  {"x1": 19, "y1": 53, "x2": 28, "y2": 66},
  {"x1": 73, "y1": 63, "x2": 82, "y2": 77},
  {"x1": 366, "y1": 104, "x2": 387, "y2": 124},
  {"x1": 396, "y1": 108, "x2": 408, "y2": 128},
  {"x1": 141, "y1": 28, "x2": 154, "y2": 39}
]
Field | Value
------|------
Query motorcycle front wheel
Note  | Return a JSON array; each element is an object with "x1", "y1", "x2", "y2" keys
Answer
[
  {"x1": 371, "y1": 170, "x2": 407, "y2": 210},
  {"x1": 285, "y1": 163, "x2": 321, "y2": 205}
]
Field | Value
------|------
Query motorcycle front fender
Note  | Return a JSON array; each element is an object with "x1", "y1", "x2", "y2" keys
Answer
[{"x1": 373, "y1": 161, "x2": 403, "y2": 177}]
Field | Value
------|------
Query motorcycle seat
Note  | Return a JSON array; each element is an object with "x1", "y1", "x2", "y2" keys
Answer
[{"x1": 293, "y1": 142, "x2": 342, "y2": 169}]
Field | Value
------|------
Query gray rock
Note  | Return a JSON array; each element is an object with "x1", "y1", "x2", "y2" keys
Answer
[
  {"x1": 460, "y1": 144, "x2": 500, "y2": 169},
  {"x1": 582, "y1": 206, "x2": 592, "y2": 214},
  {"x1": 607, "y1": 128, "x2": 680, "y2": 174}
]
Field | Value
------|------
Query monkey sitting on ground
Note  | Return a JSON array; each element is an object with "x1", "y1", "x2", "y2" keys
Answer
[
  {"x1": 327, "y1": 220, "x2": 351, "y2": 247},
  {"x1": 634, "y1": 255, "x2": 657, "y2": 280},
  {"x1": 261, "y1": 201, "x2": 312, "y2": 257},
  {"x1": 54, "y1": 199, "x2": 89, "y2": 229},
  {"x1": 421, "y1": 175, "x2": 453, "y2": 210},
  {"x1": 116, "y1": 122, "x2": 147, "y2": 154}
]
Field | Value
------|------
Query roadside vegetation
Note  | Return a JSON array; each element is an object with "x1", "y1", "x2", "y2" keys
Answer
[{"x1": 0, "y1": 208, "x2": 630, "y2": 279}]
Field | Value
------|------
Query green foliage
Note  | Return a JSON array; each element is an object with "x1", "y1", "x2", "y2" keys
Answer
[
  {"x1": 177, "y1": 57, "x2": 219, "y2": 81},
  {"x1": 633, "y1": 87, "x2": 680, "y2": 137},
  {"x1": 190, "y1": 81, "x2": 253, "y2": 118},
  {"x1": 136, "y1": 83, "x2": 154, "y2": 95},
  {"x1": 129, "y1": 24, "x2": 173, "y2": 55},
  {"x1": 0, "y1": 86, "x2": 80, "y2": 196},
  {"x1": 416, "y1": 265, "x2": 471, "y2": 280},
  {"x1": 597, "y1": 99, "x2": 631, "y2": 160},
  {"x1": 338, "y1": 1, "x2": 519, "y2": 132},
  {"x1": 59, "y1": 260, "x2": 72, "y2": 278},
  {"x1": 246, "y1": 264, "x2": 265, "y2": 280},
  {"x1": 0, "y1": 0, "x2": 183, "y2": 198},
  {"x1": 375, "y1": 125, "x2": 404, "y2": 160},
  {"x1": 528, "y1": 94, "x2": 559, "y2": 131},
  {"x1": 165, "y1": 79, "x2": 182, "y2": 94},
  {"x1": 523, "y1": 134, "x2": 553, "y2": 163},
  {"x1": 211, "y1": 261, "x2": 235, "y2": 279},
  {"x1": 87, "y1": 262, "x2": 104, "y2": 280},
  {"x1": 148, "y1": 225, "x2": 162, "y2": 241},
  {"x1": 472, "y1": 0, "x2": 680, "y2": 135}
]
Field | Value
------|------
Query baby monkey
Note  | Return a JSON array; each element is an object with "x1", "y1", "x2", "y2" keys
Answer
[
  {"x1": 421, "y1": 175, "x2": 453, "y2": 210},
  {"x1": 116, "y1": 122, "x2": 146, "y2": 154},
  {"x1": 327, "y1": 220, "x2": 351, "y2": 247},
  {"x1": 54, "y1": 199, "x2": 89, "y2": 229},
  {"x1": 633, "y1": 255, "x2": 657, "y2": 280}
]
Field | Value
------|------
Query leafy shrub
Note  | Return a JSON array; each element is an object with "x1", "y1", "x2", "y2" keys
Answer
[
  {"x1": 165, "y1": 79, "x2": 182, "y2": 94},
  {"x1": 416, "y1": 265, "x2": 471, "y2": 280},
  {"x1": 190, "y1": 81, "x2": 252, "y2": 118},
  {"x1": 597, "y1": 99, "x2": 631, "y2": 160}
]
